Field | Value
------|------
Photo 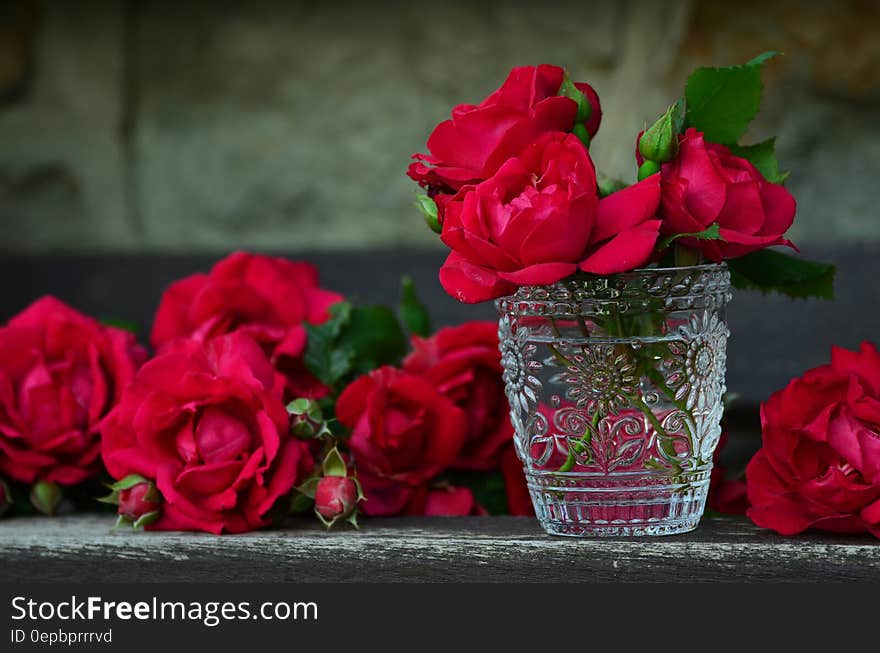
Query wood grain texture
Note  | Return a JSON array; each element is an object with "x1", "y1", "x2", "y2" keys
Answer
[{"x1": 1, "y1": 515, "x2": 878, "y2": 583}]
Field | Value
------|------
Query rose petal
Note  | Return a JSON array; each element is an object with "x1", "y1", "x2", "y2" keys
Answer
[
  {"x1": 439, "y1": 252, "x2": 516, "y2": 303},
  {"x1": 579, "y1": 220, "x2": 661, "y2": 275}
]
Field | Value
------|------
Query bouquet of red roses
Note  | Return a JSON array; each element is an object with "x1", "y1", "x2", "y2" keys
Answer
[{"x1": 408, "y1": 56, "x2": 833, "y2": 302}]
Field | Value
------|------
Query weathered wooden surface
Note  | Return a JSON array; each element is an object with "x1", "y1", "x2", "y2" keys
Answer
[{"x1": 1, "y1": 515, "x2": 877, "y2": 583}]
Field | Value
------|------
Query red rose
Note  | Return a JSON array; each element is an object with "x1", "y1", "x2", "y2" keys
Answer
[
  {"x1": 439, "y1": 131, "x2": 662, "y2": 303},
  {"x1": 102, "y1": 332, "x2": 313, "y2": 534},
  {"x1": 500, "y1": 445, "x2": 534, "y2": 516},
  {"x1": 0, "y1": 296, "x2": 146, "y2": 485},
  {"x1": 408, "y1": 64, "x2": 601, "y2": 195},
  {"x1": 707, "y1": 432, "x2": 748, "y2": 515},
  {"x1": 422, "y1": 485, "x2": 486, "y2": 516},
  {"x1": 404, "y1": 321, "x2": 511, "y2": 470},
  {"x1": 746, "y1": 342, "x2": 880, "y2": 537},
  {"x1": 150, "y1": 252, "x2": 342, "y2": 399},
  {"x1": 336, "y1": 367, "x2": 466, "y2": 516},
  {"x1": 659, "y1": 128, "x2": 796, "y2": 260}
]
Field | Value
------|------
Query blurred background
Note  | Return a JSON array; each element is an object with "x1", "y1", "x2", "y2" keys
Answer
[
  {"x1": 1, "y1": 0, "x2": 878, "y2": 252},
  {"x1": 1, "y1": 0, "x2": 879, "y2": 427}
]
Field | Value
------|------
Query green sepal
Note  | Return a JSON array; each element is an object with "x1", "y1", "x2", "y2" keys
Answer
[
  {"x1": 286, "y1": 398, "x2": 323, "y2": 421},
  {"x1": 674, "y1": 244, "x2": 703, "y2": 268},
  {"x1": 571, "y1": 123, "x2": 591, "y2": 148},
  {"x1": 96, "y1": 490, "x2": 119, "y2": 506},
  {"x1": 30, "y1": 481, "x2": 62, "y2": 516},
  {"x1": 109, "y1": 474, "x2": 150, "y2": 492},
  {"x1": 398, "y1": 276, "x2": 431, "y2": 337},
  {"x1": 656, "y1": 223, "x2": 723, "y2": 252},
  {"x1": 352, "y1": 476, "x2": 366, "y2": 502},
  {"x1": 142, "y1": 483, "x2": 161, "y2": 503},
  {"x1": 322, "y1": 447, "x2": 348, "y2": 478},
  {"x1": 315, "y1": 510, "x2": 335, "y2": 529},
  {"x1": 416, "y1": 194, "x2": 441, "y2": 234},
  {"x1": 132, "y1": 510, "x2": 160, "y2": 529},
  {"x1": 637, "y1": 160, "x2": 660, "y2": 180},
  {"x1": 557, "y1": 72, "x2": 592, "y2": 125},
  {"x1": 110, "y1": 514, "x2": 127, "y2": 532},
  {"x1": 289, "y1": 490, "x2": 314, "y2": 515},
  {"x1": 727, "y1": 249, "x2": 836, "y2": 300},
  {"x1": 0, "y1": 479, "x2": 12, "y2": 510},
  {"x1": 296, "y1": 476, "x2": 321, "y2": 500},
  {"x1": 685, "y1": 51, "x2": 778, "y2": 145}
]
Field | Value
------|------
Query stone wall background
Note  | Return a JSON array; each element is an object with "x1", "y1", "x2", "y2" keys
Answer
[{"x1": 1, "y1": 0, "x2": 878, "y2": 254}]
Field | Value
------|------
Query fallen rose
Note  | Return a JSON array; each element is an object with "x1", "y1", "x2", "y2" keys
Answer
[
  {"x1": 403, "y1": 321, "x2": 511, "y2": 470},
  {"x1": 336, "y1": 366, "x2": 466, "y2": 516},
  {"x1": 0, "y1": 296, "x2": 146, "y2": 486},
  {"x1": 150, "y1": 252, "x2": 342, "y2": 400},
  {"x1": 747, "y1": 342, "x2": 880, "y2": 537},
  {"x1": 102, "y1": 332, "x2": 313, "y2": 534}
]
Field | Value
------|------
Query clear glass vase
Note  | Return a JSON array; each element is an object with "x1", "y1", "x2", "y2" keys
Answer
[{"x1": 496, "y1": 264, "x2": 732, "y2": 536}]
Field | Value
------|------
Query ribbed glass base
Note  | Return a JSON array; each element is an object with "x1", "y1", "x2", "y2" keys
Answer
[{"x1": 527, "y1": 469, "x2": 710, "y2": 537}]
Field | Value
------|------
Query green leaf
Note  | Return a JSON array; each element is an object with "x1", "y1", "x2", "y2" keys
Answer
[
  {"x1": 656, "y1": 223, "x2": 724, "y2": 251},
  {"x1": 303, "y1": 301, "x2": 354, "y2": 386},
  {"x1": 728, "y1": 138, "x2": 790, "y2": 184},
  {"x1": 398, "y1": 276, "x2": 431, "y2": 337},
  {"x1": 746, "y1": 51, "x2": 780, "y2": 67},
  {"x1": 728, "y1": 249, "x2": 836, "y2": 300},
  {"x1": 557, "y1": 72, "x2": 591, "y2": 124},
  {"x1": 685, "y1": 51, "x2": 778, "y2": 145},
  {"x1": 670, "y1": 96, "x2": 687, "y2": 133},
  {"x1": 337, "y1": 305, "x2": 407, "y2": 375}
]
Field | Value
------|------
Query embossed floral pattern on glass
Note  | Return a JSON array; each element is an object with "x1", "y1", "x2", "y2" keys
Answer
[{"x1": 496, "y1": 264, "x2": 732, "y2": 536}]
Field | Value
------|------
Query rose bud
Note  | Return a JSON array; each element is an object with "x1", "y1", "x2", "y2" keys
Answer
[
  {"x1": 30, "y1": 481, "x2": 62, "y2": 516},
  {"x1": 314, "y1": 476, "x2": 361, "y2": 525},
  {"x1": 638, "y1": 99, "x2": 683, "y2": 164},
  {"x1": 287, "y1": 397, "x2": 326, "y2": 438},
  {"x1": 0, "y1": 479, "x2": 12, "y2": 517},
  {"x1": 118, "y1": 481, "x2": 161, "y2": 524},
  {"x1": 304, "y1": 447, "x2": 364, "y2": 527}
]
